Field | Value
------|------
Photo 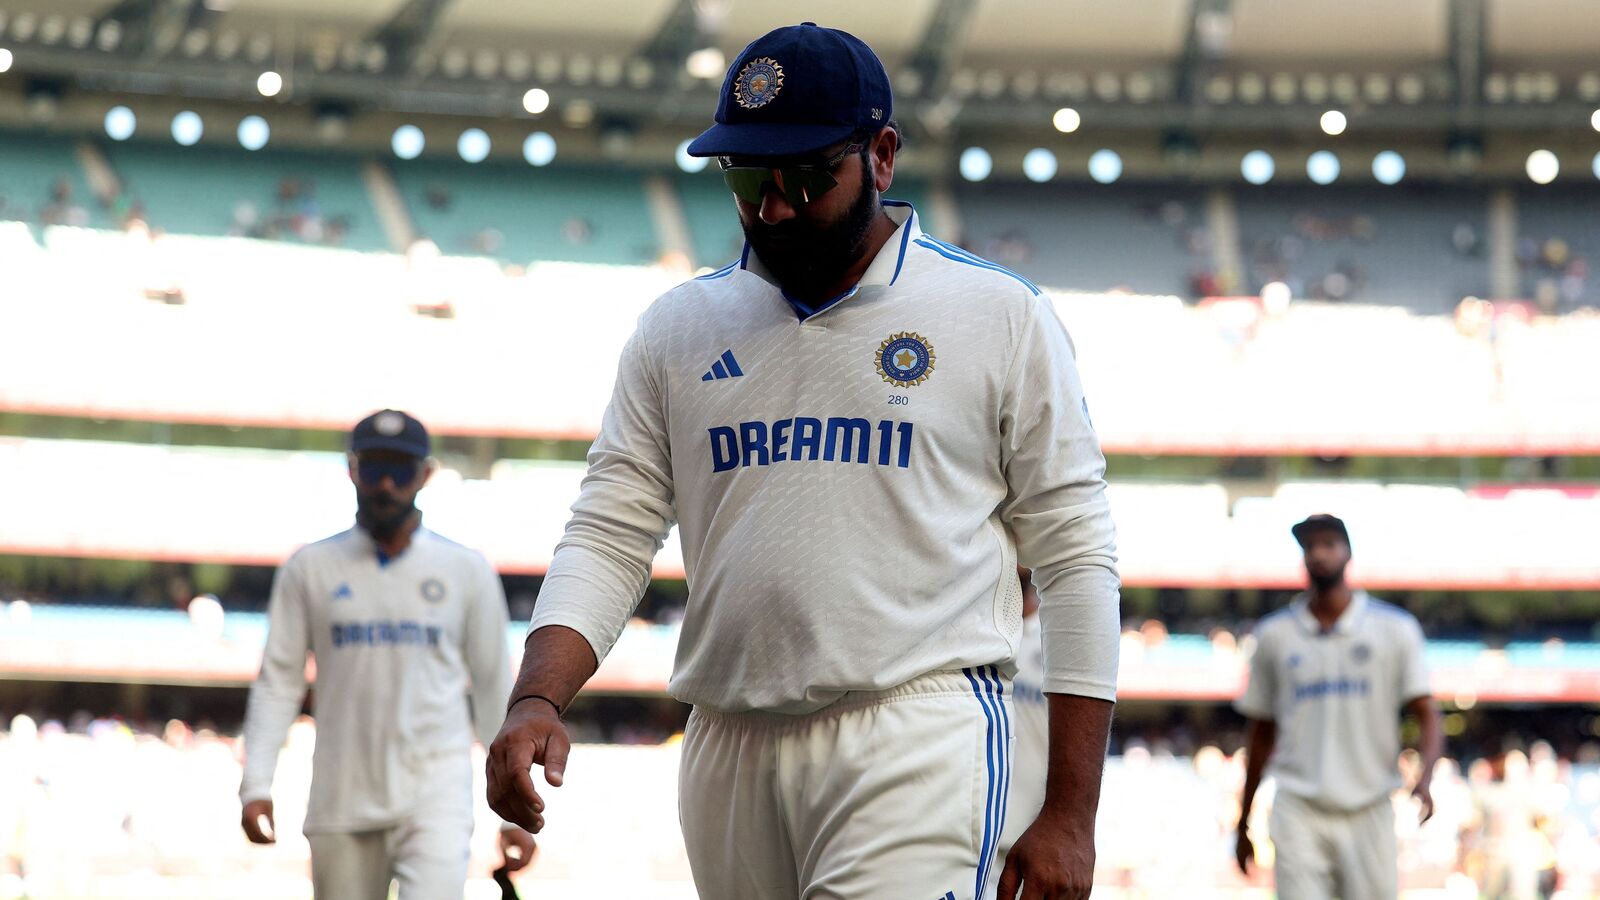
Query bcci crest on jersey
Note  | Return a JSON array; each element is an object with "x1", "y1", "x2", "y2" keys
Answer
[{"x1": 876, "y1": 332, "x2": 935, "y2": 387}]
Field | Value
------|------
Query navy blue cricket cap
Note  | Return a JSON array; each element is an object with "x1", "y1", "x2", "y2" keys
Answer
[
  {"x1": 1292, "y1": 514, "x2": 1351, "y2": 550},
  {"x1": 686, "y1": 22, "x2": 893, "y2": 159},
  {"x1": 349, "y1": 409, "x2": 430, "y2": 458}
]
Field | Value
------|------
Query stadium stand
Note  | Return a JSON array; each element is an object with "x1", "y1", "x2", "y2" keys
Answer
[
  {"x1": 953, "y1": 182, "x2": 1211, "y2": 296},
  {"x1": 100, "y1": 142, "x2": 388, "y2": 251},
  {"x1": 392, "y1": 159, "x2": 660, "y2": 265},
  {"x1": 1515, "y1": 185, "x2": 1600, "y2": 311},
  {"x1": 0, "y1": 130, "x2": 107, "y2": 231},
  {"x1": 1234, "y1": 185, "x2": 1493, "y2": 313}
]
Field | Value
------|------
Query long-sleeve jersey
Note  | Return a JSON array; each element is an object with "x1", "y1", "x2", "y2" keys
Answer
[
  {"x1": 528, "y1": 202, "x2": 1121, "y2": 714},
  {"x1": 240, "y1": 525, "x2": 511, "y2": 833}
]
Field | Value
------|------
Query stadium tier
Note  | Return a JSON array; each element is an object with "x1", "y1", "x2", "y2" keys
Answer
[
  {"x1": 1234, "y1": 185, "x2": 1493, "y2": 312},
  {"x1": 5, "y1": 225, "x2": 1599, "y2": 454},
  {"x1": 952, "y1": 182, "x2": 1210, "y2": 296},
  {"x1": 102, "y1": 142, "x2": 387, "y2": 251},
  {"x1": 391, "y1": 160, "x2": 660, "y2": 265},
  {"x1": 2, "y1": 437, "x2": 1598, "y2": 588},
  {"x1": 6, "y1": 605, "x2": 1600, "y2": 703}
]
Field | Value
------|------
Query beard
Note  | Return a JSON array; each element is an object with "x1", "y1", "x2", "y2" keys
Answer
[
  {"x1": 1308, "y1": 564, "x2": 1347, "y2": 591},
  {"x1": 741, "y1": 159, "x2": 880, "y2": 298},
  {"x1": 356, "y1": 491, "x2": 416, "y2": 541}
]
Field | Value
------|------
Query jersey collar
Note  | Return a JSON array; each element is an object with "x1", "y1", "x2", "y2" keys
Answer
[
  {"x1": 740, "y1": 200, "x2": 922, "y2": 321},
  {"x1": 1292, "y1": 590, "x2": 1369, "y2": 636}
]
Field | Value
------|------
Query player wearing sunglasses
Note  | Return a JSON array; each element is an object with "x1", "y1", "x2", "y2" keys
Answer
[
  {"x1": 240, "y1": 409, "x2": 534, "y2": 897},
  {"x1": 489, "y1": 22, "x2": 1119, "y2": 900}
]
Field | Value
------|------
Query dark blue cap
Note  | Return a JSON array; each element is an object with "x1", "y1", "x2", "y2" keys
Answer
[
  {"x1": 1292, "y1": 514, "x2": 1351, "y2": 550},
  {"x1": 349, "y1": 409, "x2": 430, "y2": 458},
  {"x1": 686, "y1": 22, "x2": 892, "y2": 159}
]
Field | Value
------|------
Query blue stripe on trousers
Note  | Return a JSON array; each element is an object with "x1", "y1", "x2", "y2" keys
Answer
[
  {"x1": 964, "y1": 666, "x2": 1002, "y2": 898},
  {"x1": 979, "y1": 665, "x2": 1013, "y2": 878}
]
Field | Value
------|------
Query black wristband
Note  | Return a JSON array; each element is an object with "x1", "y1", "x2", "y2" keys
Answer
[{"x1": 506, "y1": 693, "x2": 562, "y2": 717}]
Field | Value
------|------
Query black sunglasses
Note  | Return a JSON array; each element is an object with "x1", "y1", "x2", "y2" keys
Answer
[
  {"x1": 718, "y1": 141, "x2": 865, "y2": 206},
  {"x1": 357, "y1": 458, "x2": 423, "y2": 488}
]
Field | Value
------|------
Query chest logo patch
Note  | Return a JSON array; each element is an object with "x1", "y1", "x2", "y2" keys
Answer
[
  {"x1": 875, "y1": 331, "x2": 936, "y2": 387},
  {"x1": 1350, "y1": 642, "x2": 1372, "y2": 664},
  {"x1": 420, "y1": 578, "x2": 446, "y2": 604}
]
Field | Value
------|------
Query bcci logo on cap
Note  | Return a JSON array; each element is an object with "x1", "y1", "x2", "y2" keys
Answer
[
  {"x1": 875, "y1": 332, "x2": 936, "y2": 387},
  {"x1": 374, "y1": 411, "x2": 406, "y2": 436},
  {"x1": 734, "y1": 57, "x2": 784, "y2": 109}
]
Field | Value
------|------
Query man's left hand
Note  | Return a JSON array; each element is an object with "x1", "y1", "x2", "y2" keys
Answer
[
  {"x1": 1412, "y1": 780, "x2": 1435, "y2": 824},
  {"x1": 498, "y1": 826, "x2": 536, "y2": 873},
  {"x1": 995, "y1": 807, "x2": 1095, "y2": 900}
]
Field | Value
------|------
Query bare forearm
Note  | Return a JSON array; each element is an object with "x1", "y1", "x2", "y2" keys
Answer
[
  {"x1": 1039, "y1": 693, "x2": 1115, "y2": 830},
  {"x1": 1239, "y1": 719, "x2": 1276, "y2": 823},
  {"x1": 508, "y1": 624, "x2": 600, "y2": 712},
  {"x1": 1409, "y1": 698, "x2": 1443, "y2": 781}
]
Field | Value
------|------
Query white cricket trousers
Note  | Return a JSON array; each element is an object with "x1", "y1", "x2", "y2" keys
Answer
[
  {"x1": 678, "y1": 667, "x2": 1015, "y2": 900},
  {"x1": 304, "y1": 752, "x2": 475, "y2": 900},
  {"x1": 1269, "y1": 789, "x2": 1398, "y2": 900}
]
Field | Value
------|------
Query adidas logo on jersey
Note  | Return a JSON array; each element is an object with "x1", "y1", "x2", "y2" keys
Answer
[{"x1": 701, "y1": 349, "x2": 745, "y2": 381}]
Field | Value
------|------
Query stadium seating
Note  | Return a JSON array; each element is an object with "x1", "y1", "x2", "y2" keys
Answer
[
  {"x1": 1233, "y1": 185, "x2": 1492, "y2": 312},
  {"x1": 0, "y1": 130, "x2": 108, "y2": 231},
  {"x1": 1515, "y1": 185, "x2": 1600, "y2": 309},
  {"x1": 102, "y1": 142, "x2": 388, "y2": 252},
  {"x1": 391, "y1": 159, "x2": 659, "y2": 265},
  {"x1": 953, "y1": 182, "x2": 1210, "y2": 296}
]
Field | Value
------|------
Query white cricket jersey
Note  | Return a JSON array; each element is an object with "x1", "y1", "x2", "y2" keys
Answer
[
  {"x1": 1235, "y1": 591, "x2": 1432, "y2": 811},
  {"x1": 240, "y1": 526, "x2": 512, "y2": 833},
  {"x1": 528, "y1": 202, "x2": 1121, "y2": 714}
]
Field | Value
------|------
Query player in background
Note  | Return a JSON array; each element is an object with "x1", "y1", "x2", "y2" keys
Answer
[
  {"x1": 999, "y1": 568, "x2": 1048, "y2": 860},
  {"x1": 486, "y1": 22, "x2": 1120, "y2": 900},
  {"x1": 1234, "y1": 514, "x2": 1443, "y2": 899},
  {"x1": 240, "y1": 410, "x2": 534, "y2": 898}
]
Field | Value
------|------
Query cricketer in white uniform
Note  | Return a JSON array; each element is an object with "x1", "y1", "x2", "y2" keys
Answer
[
  {"x1": 241, "y1": 410, "x2": 533, "y2": 899},
  {"x1": 1234, "y1": 514, "x2": 1442, "y2": 900},
  {"x1": 486, "y1": 24, "x2": 1120, "y2": 900}
]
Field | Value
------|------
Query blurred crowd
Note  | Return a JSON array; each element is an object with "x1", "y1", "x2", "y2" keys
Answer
[{"x1": 3, "y1": 712, "x2": 1598, "y2": 897}]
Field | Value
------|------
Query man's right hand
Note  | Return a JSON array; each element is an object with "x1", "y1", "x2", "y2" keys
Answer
[
  {"x1": 1234, "y1": 826, "x2": 1254, "y2": 876},
  {"x1": 486, "y1": 700, "x2": 571, "y2": 833},
  {"x1": 241, "y1": 798, "x2": 276, "y2": 844}
]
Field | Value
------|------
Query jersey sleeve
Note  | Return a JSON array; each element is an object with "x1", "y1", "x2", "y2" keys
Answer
[
  {"x1": 240, "y1": 554, "x2": 312, "y2": 803},
  {"x1": 526, "y1": 321, "x2": 676, "y2": 664},
  {"x1": 1398, "y1": 615, "x2": 1432, "y2": 704},
  {"x1": 998, "y1": 296, "x2": 1121, "y2": 702},
  {"x1": 463, "y1": 555, "x2": 513, "y2": 749},
  {"x1": 1234, "y1": 625, "x2": 1277, "y2": 721}
]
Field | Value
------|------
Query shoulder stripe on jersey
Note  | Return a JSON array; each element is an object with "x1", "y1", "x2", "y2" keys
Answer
[
  {"x1": 914, "y1": 237, "x2": 1042, "y2": 295},
  {"x1": 695, "y1": 261, "x2": 738, "y2": 281},
  {"x1": 922, "y1": 235, "x2": 1044, "y2": 293}
]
